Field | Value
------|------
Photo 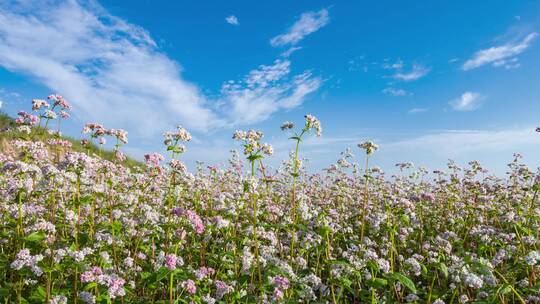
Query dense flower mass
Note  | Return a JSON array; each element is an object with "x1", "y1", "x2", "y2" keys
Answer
[{"x1": 0, "y1": 95, "x2": 539, "y2": 303}]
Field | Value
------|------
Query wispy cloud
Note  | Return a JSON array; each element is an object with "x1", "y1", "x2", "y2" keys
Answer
[
  {"x1": 0, "y1": 1, "x2": 323, "y2": 137},
  {"x1": 347, "y1": 56, "x2": 369, "y2": 72},
  {"x1": 220, "y1": 60, "x2": 322, "y2": 125},
  {"x1": 0, "y1": 0, "x2": 219, "y2": 135},
  {"x1": 0, "y1": 87, "x2": 22, "y2": 103},
  {"x1": 382, "y1": 59, "x2": 404, "y2": 70},
  {"x1": 392, "y1": 64, "x2": 430, "y2": 81},
  {"x1": 408, "y1": 108, "x2": 428, "y2": 114},
  {"x1": 449, "y1": 91, "x2": 484, "y2": 111},
  {"x1": 462, "y1": 32, "x2": 538, "y2": 71},
  {"x1": 386, "y1": 127, "x2": 539, "y2": 160},
  {"x1": 280, "y1": 46, "x2": 302, "y2": 58},
  {"x1": 270, "y1": 9, "x2": 329, "y2": 47},
  {"x1": 382, "y1": 87, "x2": 409, "y2": 96},
  {"x1": 225, "y1": 15, "x2": 239, "y2": 25}
]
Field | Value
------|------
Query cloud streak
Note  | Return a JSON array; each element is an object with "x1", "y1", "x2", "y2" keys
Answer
[
  {"x1": 392, "y1": 64, "x2": 430, "y2": 81},
  {"x1": 220, "y1": 60, "x2": 322, "y2": 125},
  {"x1": 462, "y1": 32, "x2": 538, "y2": 71},
  {"x1": 384, "y1": 127, "x2": 540, "y2": 165},
  {"x1": 408, "y1": 108, "x2": 428, "y2": 114},
  {"x1": 382, "y1": 87, "x2": 409, "y2": 96},
  {"x1": 270, "y1": 9, "x2": 329, "y2": 47},
  {"x1": 449, "y1": 91, "x2": 484, "y2": 111}
]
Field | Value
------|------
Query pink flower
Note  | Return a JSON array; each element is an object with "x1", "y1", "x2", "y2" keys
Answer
[
  {"x1": 273, "y1": 276, "x2": 290, "y2": 290},
  {"x1": 144, "y1": 153, "x2": 164, "y2": 167},
  {"x1": 80, "y1": 271, "x2": 95, "y2": 283},
  {"x1": 115, "y1": 150, "x2": 126, "y2": 162},
  {"x1": 195, "y1": 266, "x2": 215, "y2": 280},
  {"x1": 273, "y1": 288, "x2": 284, "y2": 301},
  {"x1": 215, "y1": 280, "x2": 232, "y2": 299},
  {"x1": 80, "y1": 266, "x2": 102, "y2": 283},
  {"x1": 174, "y1": 208, "x2": 205, "y2": 234},
  {"x1": 16, "y1": 111, "x2": 40, "y2": 126},
  {"x1": 106, "y1": 275, "x2": 126, "y2": 299},
  {"x1": 31, "y1": 99, "x2": 49, "y2": 111},
  {"x1": 60, "y1": 110, "x2": 70, "y2": 119},
  {"x1": 48, "y1": 94, "x2": 71, "y2": 109},
  {"x1": 165, "y1": 254, "x2": 177, "y2": 270},
  {"x1": 182, "y1": 279, "x2": 196, "y2": 294},
  {"x1": 169, "y1": 159, "x2": 187, "y2": 172}
]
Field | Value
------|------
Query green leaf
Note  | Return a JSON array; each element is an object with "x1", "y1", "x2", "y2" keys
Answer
[
  {"x1": 156, "y1": 267, "x2": 170, "y2": 282},
  {"x1": 29, "y1": 286, "x2": 46, "y2": 301},
  {"x1": 0, "y1": 287, "x2": 10, "y2": 297},
  {"x1": 24, "y1": 231, "x2": 45, "y2": 242},
  {"x1": 438, "y1": 262, "x2": 448, "y2": 279},
  {"x1": 140, "y1": 272, "x2": 151, "y2": 280},
  {"x1": 84, "y1": 282, "x2": 98, "y2": 291},
  {"x1": 498, "y1": 284, "x2": 512, "y2": 295},
  {"x1": 370, "y1": 278, "x2": 388, "y2": 288},
  {"x1": 421, "y1": 263, "x2": 428, "y2": 276},
  {"x1": 385, "y1": 272, "x2": 417, "y2": 294}
]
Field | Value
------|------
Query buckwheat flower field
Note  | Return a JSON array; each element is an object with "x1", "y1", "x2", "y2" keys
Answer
[{"x1": 1, "y1": 95, "x2": 539, "y2": 304}]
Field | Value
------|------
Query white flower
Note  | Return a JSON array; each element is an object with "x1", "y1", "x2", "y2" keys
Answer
[{"x1": 358, "y1": 141, "x2": 379, "y2": 155}]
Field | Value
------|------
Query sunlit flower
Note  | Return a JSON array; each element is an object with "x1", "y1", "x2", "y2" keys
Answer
[
  {"x1": 304, "y1": 114, "x2": 322, "y2": 136},
  {"x1": 358, "y1": 140, "x2": 379, "y2": 155}
]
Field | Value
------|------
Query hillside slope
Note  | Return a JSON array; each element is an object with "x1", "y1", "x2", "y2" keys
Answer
[{"x1": 0, "y1": 112, "x2": 141, "y2": 167}]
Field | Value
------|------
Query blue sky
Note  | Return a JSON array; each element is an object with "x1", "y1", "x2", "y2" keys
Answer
[{"x1": 1, "y1": 0, "x2": 540, "y2": 174}]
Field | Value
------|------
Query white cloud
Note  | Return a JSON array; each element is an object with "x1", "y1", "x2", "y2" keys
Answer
[
  {"x1": 264, "y1": 127, "x2": 540, "y2": 175},
  {"x1": 384, "y1": 127, "x2": 539, "y2": 163},
  {"x1": 302, "y1": 127, "x2": 540, "y2": 175},
  {"x1": 382, "y1": 59, "x2": 404, "y2": 70},
  {"x1": 225, "y1": 15, "x2": 239, "y2": 25},
  {"x1": 408, "y1": 107, "x2": 427, "y2": 114},
  {"x1": 220, "y1": 59, "x2": 322, "y2": 125},
  {"x1": 382, "y1": 87, "x2": 409, "y2": 96},
  {"x1": 492, "y1": 57, "x2": 520, "y2": 69},
  {"x1": 270, "y1": 9, "x2": 329, "y2": 47},
  {"x1": 0, "y1": 100, "x2": 3, "y2": 108},
  {"x1": 0, "y1": 0, "x2": 220, "y2": 135},
  {"x1": 393, "y1": 64, "x2": 430, "y2": 81},
  {"x1": 0, "y1": 1, "x2": 323, "y2": 137},
  {"x1": 449, "y1": 91, "x2": 484, "y2": 111},
  {"x1": 281, "y1": 46, "x2": 302, "y2": 58},
  {"x1": 462, "y1": 32, "x2": 538, "y2": 71}
]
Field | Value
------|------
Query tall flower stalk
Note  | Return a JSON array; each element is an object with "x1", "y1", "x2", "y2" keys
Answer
[
  {"x1": 282, "y1": 115, "x2": 321, "y2": 256},
  {"x1": 233, "y1": 129, "x2": 273, "y2": 286},
  {"x1": 162, "y1": 125, "x2": 191, "y2": 304},
  {"x1": 357, "y1": 141, "x2": 378, "y2": 239}
]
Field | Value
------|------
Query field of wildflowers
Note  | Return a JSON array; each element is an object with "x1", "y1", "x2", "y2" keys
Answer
[{"x1": 0, "y1": 95, "x2": 539, "y2": 304}]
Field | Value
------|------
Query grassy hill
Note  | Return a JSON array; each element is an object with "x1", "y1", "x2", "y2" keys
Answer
[{"x1": 0, "y1": 112, "x2": 142, "y2": 167}]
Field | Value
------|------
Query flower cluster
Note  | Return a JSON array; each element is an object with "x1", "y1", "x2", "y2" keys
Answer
[
  {"x1": 358, "y1": 140, "x2": 379, "y2": 155},
  {"x1": 163, "y1": 125, "x2": 192, "y2": 157},
  {"x1": 233, "y1": 129, "x2": 274, "y2": 160},
  {"x1": 15, "y1": 111, "x2": 40, "y2": 126},
  {"x1": 304, "y1": 114, "x2": 322, "y2": 136},
  {"x1": 1, "y1": 97, "x2": 540, "y2": 304}
]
